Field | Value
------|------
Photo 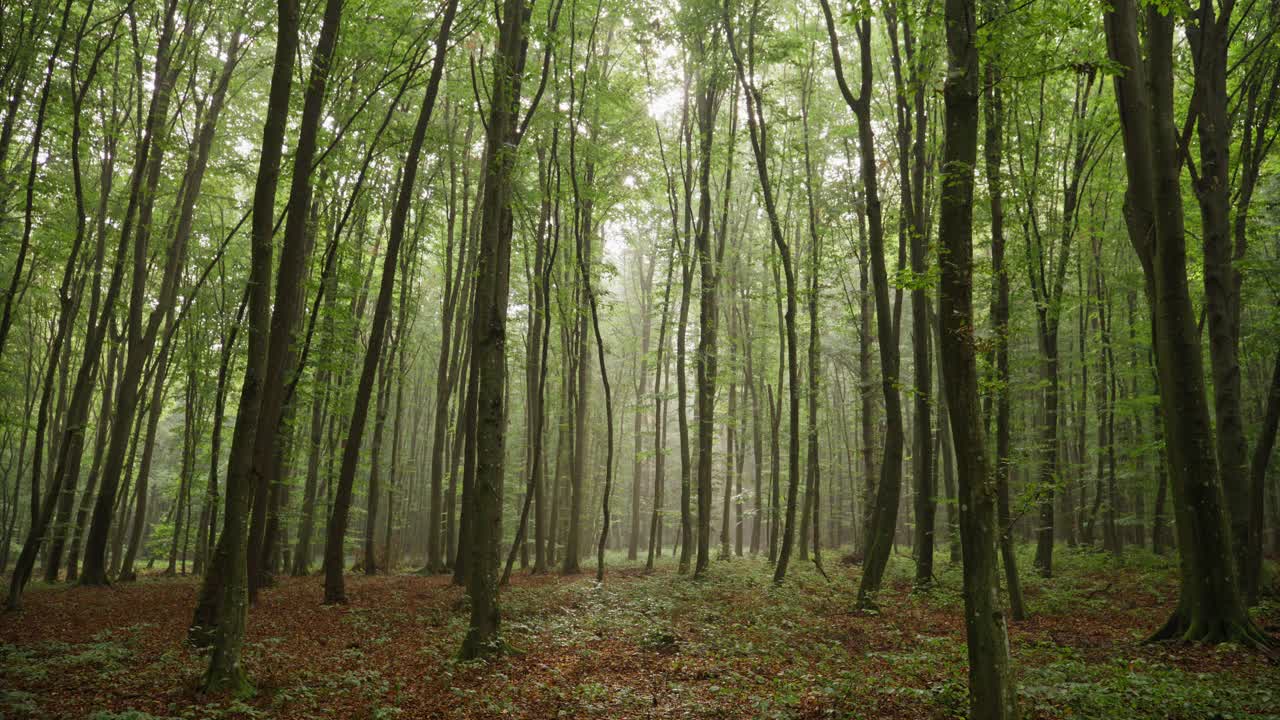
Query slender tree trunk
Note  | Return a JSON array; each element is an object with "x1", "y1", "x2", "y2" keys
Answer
[
  {"x1": 459, "y1": 0, "x2": 527, "y2": 658},
  {"x1": 723, "y1": 380, "x2": 736, "y2": 559},
  {"x1": 937, "y1": 0, "x2": 1019, "y2": 711},
  {"x1": 292, "y1": 294, "x2": 330, "y2": 577},
  {"x1": 857, "y1": 186, "x2": 877, "y2": 558},
  {"x1": 629, "y1": 245, "x2": 654, "y2": 561},
  {"x1": 323, "y1": 0, "x2": 456, "y2": 603},
  {"x1": 120, "y1": 311, "x2": 177, "y2": 581},
  {"x1": 196, "y1": 0, "x2": 301, "y2": 693},
  {"x1": 564, "y1": 223, "x2": 591, "y2": 575},
  {"x1": 1151, "y1": 397, "x2": 1170, "y2": 555},
  {"x1": 675, "y1": 68, "x2": 695, "y2": 576},
  {"x1": 746, "y1": 294, "x2": 763, "y2": 556},
  {"x1": 169, "y1": 372, "x2": 199, "y2": 574},
  {"x1": 725, "y1": 4, "x2": 801, "y2": 585},
  {"x1": 691, "y1": 60, "x2": 724, "y2": 578},
  {"x1": 532, "y1": 142, "x2": 557, "y2": 574},
  {"x1": 883, "y1": 2, "x2": 932, "y2": 589},
  {"x1": 197, "y1": 288, "x2": 247, "y2": 577},
  {"x1": 801, "y1": 78, "x2": 825, "y2": 575},
  {"x1": 1246, "y1": 349, "x2": 1280, "y2": 603},
  {"x1": 646, "y1": 175, "x2": 679, "y2": 570},
  {"x1": 109, "y1": 382, "x2": 150, "y2": 578},
  {"x1": 983, "y1": 51, "x2": 1024, "y2": 620},
  {"x1": 362, "y1": 346, "x2": 394, "y2": 574},
  {"x1": 67, "y1": 340, "x2": 121, "y2": 581},
  {"x1": 503, "y1": 142, "x2": 559, "y2": 586},
  {"x1": 424, "y1": 112, "x2": 473, "y2": 574},
  {"x1": 819, "y1": 2, "x2": 904, "y2": 605}
]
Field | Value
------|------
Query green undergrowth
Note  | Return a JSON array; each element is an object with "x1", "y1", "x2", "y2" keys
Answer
[
  {"x1": 1019, "y1": 643, "x2": 1279, "y2": 719},
  {"x1": 4, "y1": 545, "x2": 1277, "y2": 719}
]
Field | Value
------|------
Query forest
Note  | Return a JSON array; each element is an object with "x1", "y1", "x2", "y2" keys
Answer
[{"x1": 0, "y1": 0, "x2": 1278, "y2": 716}]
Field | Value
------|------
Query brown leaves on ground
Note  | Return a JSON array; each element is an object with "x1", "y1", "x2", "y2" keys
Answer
[{"x1": 1, "y1": 552, "x2": 1277, "y2": 719}]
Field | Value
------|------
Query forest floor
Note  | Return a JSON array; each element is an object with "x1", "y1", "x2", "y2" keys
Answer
[{"x1": 1, "y1": 547, "x2": 1278, "y2": 719}]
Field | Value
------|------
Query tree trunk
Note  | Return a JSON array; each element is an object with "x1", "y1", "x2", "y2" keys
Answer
[
  {"x1": 725, "y1": 4, "x2": 801, "y2": 585},
  {"x1": 818, "y1": 3, "x2": 905, "y2": 606},
  {"x1": 323, "y1": 0, "x2": 456, "y2": 603},
  {"x1": 801, "y1": 81, "x2": 825, "y2": 575},
  {"x1": 459, "y1": 0, "x2": 526, "y2": 659},
  {"x1": 937, "y1": 0, "x2": 1020, "y2": 710},
  {"x1": 675, "y1": 69, "x2": 695, "y2": 576},
  {"x1": 629, "y1": 244, "x2": 654, "y2": 561},
  {"x1": 1104, "y1": 0, "x2": 1266, "y2": 646},
  {"x1": 883, "y1": 2, "x2": 932, "y2": 590},
  {"x1": 1186, "y1": 0, "x2": 1250, "y2": 591},
  {"x1": 503, "y1": 141, "x2": 559, "y2": 586},
  {"x1": 746, "y1": 295, "x2": 763, "y2": 557},
  {"x1": 1246, "y1": 349, "x2": 1280, "y2": 603},
  {"x1": 424, "y1": 113, "x2": 473, "y2": 574},
  {"x1": 67, "y1": 340, "x2": 121, "y2": 582},
  {"x1": 120, "y1": 312, "x2": 176, "y2": 581},
  {"x1": 362, "y1": 346, "x2": 394, "y2": 574},
  {"x1": 196, "y1": 0, "x2": 301, "y2": 694},
  {"x1": 198, "y1": 287, "x2": 247, "y2": 577},
  {"x1": 246, "y1": 0, "x2": 344, "y2": 601},
  {"x1": 692, "y1": 61, "x2": 723, "y2": 578},
  {"x1": 981, "y1": 50, "x2": 1024, "y2": 619}
]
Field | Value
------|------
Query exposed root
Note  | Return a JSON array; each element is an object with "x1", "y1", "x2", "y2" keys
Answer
[
  {"x1": 459, "y1": 634, "x2": 511, "y2": 662},
  {"x1": 1146, "y1": 609, "x2": 1278, "y2": 653},
  {"x1": 855, "y1": 590, "x2": 880, "y2": 614},
  {"x1": 199, "y1": 666, "x2": 255, "y2": 699}
]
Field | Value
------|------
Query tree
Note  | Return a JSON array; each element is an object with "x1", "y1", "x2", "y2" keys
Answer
[
  {"x1": 981, "y1": 11, "x2": 1025, "y2": 620},
  {"x1": 196, "y1": 0, "x2": 301, "y2": 693},
  {"x1": 1103, "y1": 0, "x2": 1269, "y2": 646},
  {"x1": 936, "y1": 0, "x2": 1019, "y2": 712},
  {"x1": 724, "y1": 0, "x2": 802, "y2": 585},
  {"x1": 323, "y1": 0, "x2": 457, "y2": 604},
  {"x1": 459, "y1": 0, "x2": 538, "y2": 659},
  {"x1": 819, "y1": 0, "x2": 906, "y2": 607},
  {"x1": 883, "y1": 0, "x2": 934, "y2": 589}
]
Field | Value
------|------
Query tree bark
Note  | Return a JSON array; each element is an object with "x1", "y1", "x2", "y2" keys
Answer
[
  {"x1": 196, "y1": 0, "x2": 300, "y2": 694},
  {"x1": 1246, "y1": 349, "x2": 1280, "y2": 603},
  {"x1": 819, "y1": 0, "x2": 904, "y2": 605},
  {"x1": 629, "y1": 245, "x2": 654, "y2": 561},
  {"x1": 981, "y1": 47, "x2": 1024, "y2": 619},
  {"x1": 725, "y1": 1, "x2": 801, "y2": 585},
  {"x1": 937, "y1": 0, "x2": 1020, "y2": 711},
  {"x1": 1104, "y1": 0, "x2": 1266, "y2": 646},
  {"x1": 460, "y1": 0, "x2": 528, "y2": 659}
]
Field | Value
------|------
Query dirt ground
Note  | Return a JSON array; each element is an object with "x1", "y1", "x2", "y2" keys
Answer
[{"x1": 2, "y1": 552, "x2": 1277, "y2": 719}]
